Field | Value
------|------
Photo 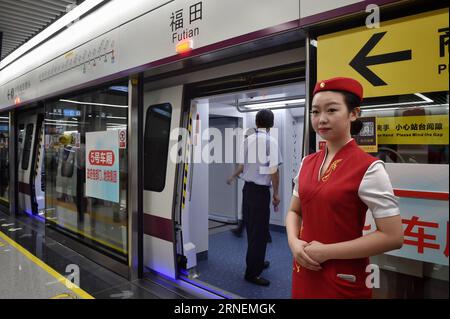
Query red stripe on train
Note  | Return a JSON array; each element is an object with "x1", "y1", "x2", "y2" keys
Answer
[
  {"x1": 143, "y1": 214, "x2": 174, "y2": 242},
  {"x1": 18, "y1": 182, "x2": 31, "y2": 195},
  {"x1": 394, "y1": 189, "x2": 449, "y2": 201}
]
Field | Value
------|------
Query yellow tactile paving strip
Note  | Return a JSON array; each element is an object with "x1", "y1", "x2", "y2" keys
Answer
[{"x1": 0, "y1": 230, "x2": 94, "y2": 299}]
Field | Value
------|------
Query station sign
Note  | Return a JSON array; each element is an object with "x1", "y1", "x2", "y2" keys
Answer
[{"x1": 317, "y1": 9, "x2": 449, "y2": 98}]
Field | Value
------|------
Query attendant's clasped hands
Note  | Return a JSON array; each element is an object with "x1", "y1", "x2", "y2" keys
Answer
[{"x1": 291, "y1": 239, "x2": 329, "y2": 271}]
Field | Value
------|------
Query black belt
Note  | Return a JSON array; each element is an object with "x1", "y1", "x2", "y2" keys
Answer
[{"x1": 244, "y1": 181, "x2": 270, "y2": 188}]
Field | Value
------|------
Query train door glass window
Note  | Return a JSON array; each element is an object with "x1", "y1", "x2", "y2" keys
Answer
[
  {"x1": 360, "y1": 90, "x2": 449, "y2": 298},
  {"x1": 21, "y1": 123, "x2": 34, "y2": 170},
  {"x1": 44, "y1": 82, "x2": 129, "y2": 260},
  {"x1": 144, "y1": 103, "x2": 172, "y2": 192},
  {"x1": 0, "y1": 113, "x2": 9, "y2": 205},
  {"x1": 17, "y1": 123, "x2": 25, "y2": 168}
]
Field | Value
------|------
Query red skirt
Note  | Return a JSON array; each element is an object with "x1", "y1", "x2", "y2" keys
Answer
[{"x1": 291, "y1": 260, "x2": 372, "y2": 299}]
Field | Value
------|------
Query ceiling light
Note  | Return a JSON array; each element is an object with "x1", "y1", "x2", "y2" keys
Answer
[
  {"x1": 237, "y1": 97, "x2": 305, "y2": 111},
  {"x1": 361, "y1": 93, "x2": 436, "y2": 110},
  {"x1": 109, "y1": 86, "x2": 129, "y2": 93},
  {"x1": 59, "y1": 99, "x2": 128, "y2": 108},
  {"x1": 362, "y1": 104, "x2": 448, "y2": 112},
  {"x1": 414, "y1": 93, "x2": 434, "y2": 103},
  {"x1": 107, "y1": 116, "x2": 127, "y2": 120}
]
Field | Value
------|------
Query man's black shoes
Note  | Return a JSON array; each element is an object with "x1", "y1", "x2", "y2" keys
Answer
[
  {"x1": 231, "y1": 220, "x2": 244, "y2": 237},
  {"x1": 245, "y1": 275, "x2": 270, "y2": 286},
  {"x1": 231, "y1": 227, "x2": 243, "y2": 237}
]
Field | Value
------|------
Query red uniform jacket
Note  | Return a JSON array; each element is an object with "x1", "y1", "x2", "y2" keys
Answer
[{"x1": 292, "y1": 140, "x2": 378, "y2": 299}]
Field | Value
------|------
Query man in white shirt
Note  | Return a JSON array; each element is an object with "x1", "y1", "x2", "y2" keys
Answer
[
  {"x1": 229, "y1": 128, "x2": 273, "y2": 243},
  {"x1": 227, "y1": 109, "x2": 282, "y2": 286}
]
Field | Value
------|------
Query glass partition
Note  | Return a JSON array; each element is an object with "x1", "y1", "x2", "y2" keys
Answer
[{"x1": 44, "y1": 82, "x2": 129, "y2": 260}]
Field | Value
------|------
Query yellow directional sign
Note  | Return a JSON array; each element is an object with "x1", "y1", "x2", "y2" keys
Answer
[
  {"x1": 317, "y1": 9, "x2": 449, "y2": 98},
  {"x1": 377, "y1": 115, "x2": 448, "y2": 145}
]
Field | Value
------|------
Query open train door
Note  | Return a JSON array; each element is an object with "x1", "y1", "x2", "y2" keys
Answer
[
  {"x1": 142, "y1": 85, "x2": 184, "y2": 279},
  {"x1": 17, "y1": 108, "x2": 45, "y2": 216}
]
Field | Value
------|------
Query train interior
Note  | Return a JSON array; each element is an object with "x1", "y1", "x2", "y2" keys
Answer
[{"x1": 179, "y1": 82, "x2": 305, "y2": 298}]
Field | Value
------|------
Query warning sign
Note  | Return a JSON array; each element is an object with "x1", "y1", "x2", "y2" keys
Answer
[
  {"x1": 317, "y1": 9, "x2": 449, "y2": 98},
  {"x1": 119, "y1": 129, "x2": 127, "y2": 149},
  {"x1": 377, "y1": 115, "x2": 449, "y2": 145}
]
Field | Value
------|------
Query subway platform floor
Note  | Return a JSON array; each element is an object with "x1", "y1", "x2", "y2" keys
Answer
[{"x1": 0, "y1": 210, "x2": 189, "y2": 299}]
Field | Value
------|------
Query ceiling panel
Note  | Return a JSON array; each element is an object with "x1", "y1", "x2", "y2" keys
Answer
[{"x1": 0, "y1": 0, "x2": 81, "y2": 61}]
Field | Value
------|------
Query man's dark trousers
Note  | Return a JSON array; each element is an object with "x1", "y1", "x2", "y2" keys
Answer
[{"x1": 243, "y1": 181, "x2": 270, "y2": 278}]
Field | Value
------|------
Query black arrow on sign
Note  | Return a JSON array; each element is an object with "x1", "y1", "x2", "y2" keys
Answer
[{"x1": 349, "y1": 32, "x2": 412, "y2": 86}]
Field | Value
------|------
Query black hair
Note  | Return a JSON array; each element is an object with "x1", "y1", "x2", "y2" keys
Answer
[
  {"x1": 334, "y1": 90, "x2": 363, "y2": 136},
  {"x1": 255, "y1": 109, "x2": 274, "y2": 129}
]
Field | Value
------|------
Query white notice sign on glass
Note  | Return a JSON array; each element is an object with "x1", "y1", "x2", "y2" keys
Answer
[{"x1": 85, "y1": 131, "x2": 120, "y2": 203}]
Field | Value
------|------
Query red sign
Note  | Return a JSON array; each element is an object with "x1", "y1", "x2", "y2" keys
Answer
[
  {"x1": 403, "y1": 216, "x2": 441, "y2": 254},
  {"x1": 365, "y1": 216, "x2": 448, "y2": 256},
  {"x1": 88, "y1": 150, "x2": 115, "y2": 166},
  {"x1": 119, "y1": 129, "x2": 126, "y2": 149}
]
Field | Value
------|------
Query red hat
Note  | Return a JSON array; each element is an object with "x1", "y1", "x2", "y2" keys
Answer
[{"x1": 313, "y1": 77, "x2": 364, "y2": 101}]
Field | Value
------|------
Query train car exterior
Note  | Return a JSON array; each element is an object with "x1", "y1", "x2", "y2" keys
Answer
[{"x1": 0, "y1": 0, "x2": 448, "y2": 298}]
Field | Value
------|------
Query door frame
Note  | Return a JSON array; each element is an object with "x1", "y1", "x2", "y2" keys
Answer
[{"x1": 171, "y1": 63, "x2": 305, "y2": 296}]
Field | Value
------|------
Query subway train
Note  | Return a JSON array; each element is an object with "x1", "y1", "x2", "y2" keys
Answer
[{"x1": 0, "y1": 0, "x2": 448, "y2": 298}]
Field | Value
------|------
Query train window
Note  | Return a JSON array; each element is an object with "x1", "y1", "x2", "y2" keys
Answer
[
  {"x1": 0, "y1": 113, "x2": 9, "y2": 205},
  {"x1": 21, "y1": 123, "x2": 34, "y2": 170},
  {"x1": 361, "y1": 91, "x2": 449, "y2": 164},
  {"x1": 144, "y1": 103, "x2": 172, "y2": 192}
]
